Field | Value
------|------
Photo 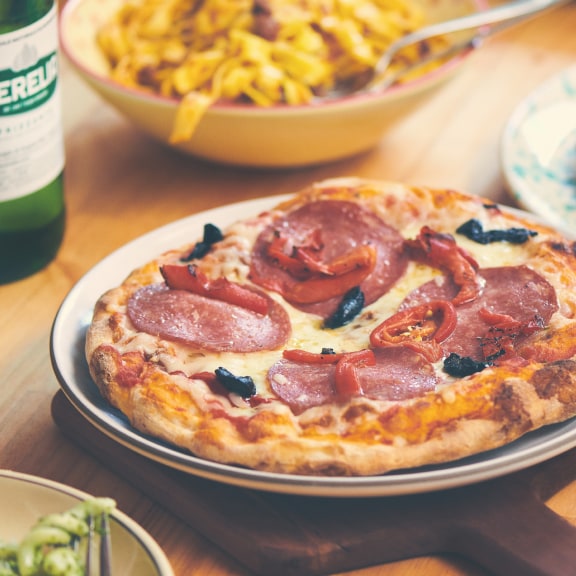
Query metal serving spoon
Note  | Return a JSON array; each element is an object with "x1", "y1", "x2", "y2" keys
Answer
[{"x1": 329, "y1": 0, "x2": 573, "y2": 97}]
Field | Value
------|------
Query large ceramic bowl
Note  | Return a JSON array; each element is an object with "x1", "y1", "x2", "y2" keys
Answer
[
  {"x1": 60, "y1": 0, "x2": 483, "y2": 168},
  {"x1": 0, "y1": 470, "x2": 174, "y2": 576}
]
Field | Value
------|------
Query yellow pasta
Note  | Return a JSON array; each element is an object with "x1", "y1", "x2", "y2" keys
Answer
[{"x1": 97, "y1": 0, "x2": 445, "y2": 143}]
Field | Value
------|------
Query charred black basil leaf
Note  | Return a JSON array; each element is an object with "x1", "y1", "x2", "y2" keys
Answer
[
  {"x1": 204, "y1": 223, "x2": 225, "y2": 244},
  {"x1": 456, "y1": 219, "x2": 537, "y2": 245},
  {"x1": 443, "y1": 353, "x2": 487, "y2": 377},
  {"x1": 324, "y1": 286, "x2": 365, "y2": 329},
  {"x1": 181, "y1": 223, "x2": 224, "y2": 261},
  {"x1": 215, "y1": 367, "x2": 256, "y2": 398}
]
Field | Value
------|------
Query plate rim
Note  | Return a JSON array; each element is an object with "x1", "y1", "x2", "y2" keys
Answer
[{"x1": 50, "y1": 195, "x2": 576, "y2": 498}]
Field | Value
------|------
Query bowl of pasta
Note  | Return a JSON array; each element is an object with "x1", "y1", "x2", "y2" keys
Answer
[{"x1": 60, "y1": 0, "x2": 483, "y2": 168}]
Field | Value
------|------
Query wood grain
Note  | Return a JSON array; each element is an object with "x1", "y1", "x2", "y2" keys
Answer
[
  {"x1": 51, "y1": 391, "x2": 576, "y2": 576},
  {"x1": 1, "y1": 2, "x2": 575, "y2": 575}
]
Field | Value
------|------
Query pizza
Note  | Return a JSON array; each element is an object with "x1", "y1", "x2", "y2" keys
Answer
[{"x1": 85, "y1": 177, "x2": 576, "y2": 476}]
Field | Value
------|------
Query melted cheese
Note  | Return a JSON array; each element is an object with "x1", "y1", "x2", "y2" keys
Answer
[{"x1": 119, "y1": 205, "x2": 550, "y2": 398}]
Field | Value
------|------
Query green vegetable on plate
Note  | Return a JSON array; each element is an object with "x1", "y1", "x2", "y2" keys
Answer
[{"x1": 0, "y1": 498, "x2": 115, "y2": 576}]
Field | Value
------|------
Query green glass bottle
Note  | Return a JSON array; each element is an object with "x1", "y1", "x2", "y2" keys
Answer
[{"x1": 0, "y1": 0, "x2": 65, "y2": 284}]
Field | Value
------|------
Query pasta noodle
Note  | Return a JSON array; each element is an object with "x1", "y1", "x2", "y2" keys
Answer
[{"x1": 96, "y1": 0, "x2": 446, "y2": 142}]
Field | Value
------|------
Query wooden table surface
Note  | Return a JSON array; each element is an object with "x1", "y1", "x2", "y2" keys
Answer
[{"x1": 2, "y1": 2, "x2": 576, "y2": 575}]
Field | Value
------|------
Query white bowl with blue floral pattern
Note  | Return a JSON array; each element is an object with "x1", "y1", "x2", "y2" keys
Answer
[{"x1": 502, "y1": 65, "x2": 576, "y2": 234}]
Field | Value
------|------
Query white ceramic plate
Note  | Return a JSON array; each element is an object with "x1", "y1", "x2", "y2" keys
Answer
[
  {"x1": 51, "y1": 196, "x2": 576, "y2": 498},
  {"x1": 502, "y1": 65, "x2": 576, "y2": 233},
  {"x1": 0, "y1": 470, "x2": 174, "y2": 575}
]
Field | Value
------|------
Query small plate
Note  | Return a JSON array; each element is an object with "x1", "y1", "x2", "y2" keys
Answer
[
  {"x1": 51, "y1": 196, "x2": 576, "y2": 498},
  {"x1": 502, "y1": 65, "x2": 576, "y2": 233},
  {"x1": 0, "y1": 470, "x2": 174, "y2": 575}
]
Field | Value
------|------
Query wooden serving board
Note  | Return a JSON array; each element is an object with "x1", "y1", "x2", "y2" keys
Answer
[{"x1": 51, "y1": 390, "x2": 576, "y2": 576}]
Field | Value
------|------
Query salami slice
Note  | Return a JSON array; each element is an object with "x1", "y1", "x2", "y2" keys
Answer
[
  {"x1": 250, "y1": 200, "x2": 408, "y2": 318},
  {"x1": 127, "y1": 284, "x2": 291, "y2": 352},
  {"x1": 401, "y1": 265, "x2": 558, "y2": 361},
  {"x1": 268, "y1": 348, "x2": 437, "y2": 414}
]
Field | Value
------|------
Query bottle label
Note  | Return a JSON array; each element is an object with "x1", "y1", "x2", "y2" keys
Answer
[{"x1": 0, "y1": 5, "x2": 64, "y2": 201}]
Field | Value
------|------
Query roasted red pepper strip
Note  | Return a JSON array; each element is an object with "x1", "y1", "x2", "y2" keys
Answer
[
  {"x1": 282, "y1": 348, "x2": 375, "y2": 397},
  {"x1": 478, "y1": 308, "x2": 522, "y2": 331},
  {"x1": 334, "y1": 350, "x2": 375, "y2": 397},
  {"x1": 405, "y1": 226, "x2": 482, "y2": 305},
  {"x1": 267, "y1": 230, "x2": 327, "y2": 278},
  {"x1": 478, "y1": 307, "x2": 543, "y2": 361},
  {"x1": 266, "y1": 227, "x2": 377, "y2": 304},
  {"x1": 287, "y1": 245, "x2": 377, "y2": 304},
  {"x1": 161, "y1": 264, "x2": 269, "y2": 315},
  {"x1": 479, "y1": 308, "x2": 543, "y2": 336},
  {"x1": 370, "y1": 300, "x2": 457, "y2": 362}
]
